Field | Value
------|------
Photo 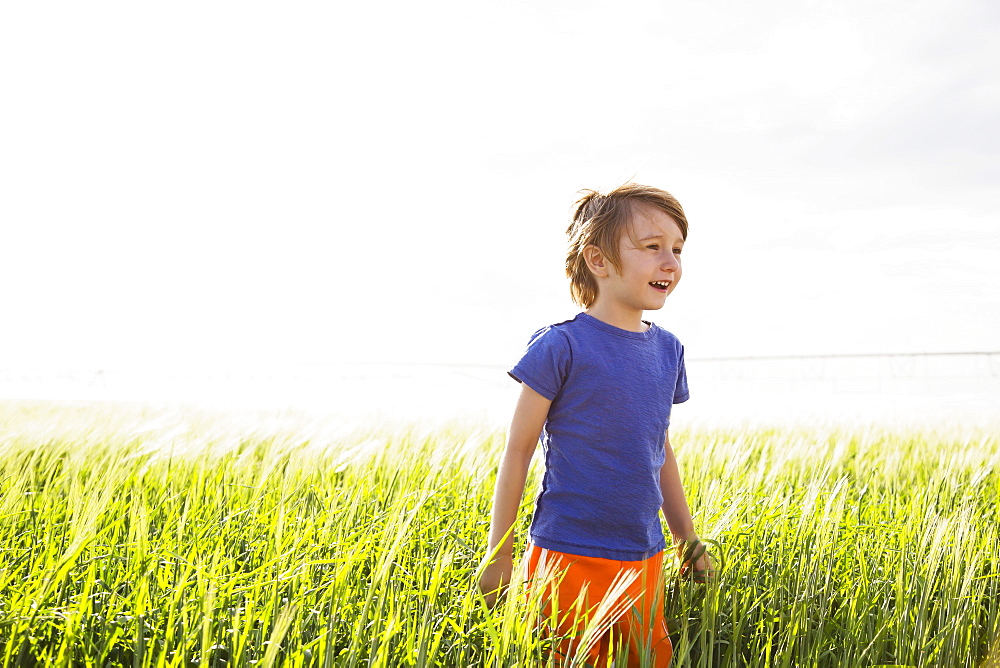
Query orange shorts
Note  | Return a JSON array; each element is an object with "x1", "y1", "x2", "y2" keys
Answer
[{"x1": 524, "y1": 544, "x2": 672, "y2": 668}]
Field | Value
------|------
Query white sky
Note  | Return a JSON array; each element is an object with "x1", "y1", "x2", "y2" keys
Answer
[{"x1": 2, "y1": 0, "x2": 998, "y2": 373}]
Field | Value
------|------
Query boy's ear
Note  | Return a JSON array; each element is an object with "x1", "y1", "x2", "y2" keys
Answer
[{"x1": 582, "y1": 245, "x2": 610, "y2": 278}]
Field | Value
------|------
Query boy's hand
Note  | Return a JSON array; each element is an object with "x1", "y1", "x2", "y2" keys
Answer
[
  {"x1": 675, "y1": 538, "x2": 716, "y2": 583},
  {"x1": 478, "y1": 553, "x2": 514, "y2": 609}
]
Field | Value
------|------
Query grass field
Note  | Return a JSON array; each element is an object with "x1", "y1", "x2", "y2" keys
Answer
[{"x1": 0, "y1": 401, "x2": 997, "y2": 666}]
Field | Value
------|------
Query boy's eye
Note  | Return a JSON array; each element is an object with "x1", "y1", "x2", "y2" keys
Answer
[
  {"x1": 673, "y1": 248, "x2": 683, "y2": 255},
  {"x1": 646, "y1": 244, "x2": 660, "y2": 251}
]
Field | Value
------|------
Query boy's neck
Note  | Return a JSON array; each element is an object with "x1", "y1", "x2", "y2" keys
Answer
[{"x1": 584, "y1": 304, "x2": 650, "y2": 333}]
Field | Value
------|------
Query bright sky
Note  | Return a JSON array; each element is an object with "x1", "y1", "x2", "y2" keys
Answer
[{"x1": 3, "y1": 0, "x2": 998, "y2": 374}]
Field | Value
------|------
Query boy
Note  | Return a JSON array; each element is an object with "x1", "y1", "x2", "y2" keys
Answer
[{"x1": 479, "y1": 183, "x2": 711, "y2": 667}]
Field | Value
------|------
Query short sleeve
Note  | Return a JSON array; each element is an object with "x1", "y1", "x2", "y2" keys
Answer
[
  {"x1": 674, "y1": 344, "x2": 690, "y2": 404},
  {"x1": 508, "y1": 327, "x2": 572, "y2": 401}
]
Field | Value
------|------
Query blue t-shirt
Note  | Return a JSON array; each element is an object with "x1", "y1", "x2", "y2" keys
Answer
[{"x1": 509, "y1": 312, "x2": 689, "y2": 561}]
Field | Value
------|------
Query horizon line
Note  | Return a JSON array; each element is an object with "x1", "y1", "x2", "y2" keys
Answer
[{"x1": 2, "y1": 350, "x2": 998, "y2": 375}]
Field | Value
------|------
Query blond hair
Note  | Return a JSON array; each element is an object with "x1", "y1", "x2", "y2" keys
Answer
[{"x1": 565, "y1": 183, "x2": 689, "y2": 308}]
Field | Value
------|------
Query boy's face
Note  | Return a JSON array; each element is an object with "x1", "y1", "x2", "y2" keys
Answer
[{"x1": 601, "y1": 206, "x2": 684, "y2": 313}]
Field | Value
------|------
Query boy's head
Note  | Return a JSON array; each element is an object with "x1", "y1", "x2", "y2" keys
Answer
[{"x1": 566, "y1": 183, "x2": 689, "y2": 308}]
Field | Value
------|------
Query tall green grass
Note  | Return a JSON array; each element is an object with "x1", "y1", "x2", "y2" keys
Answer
[{"x1": 0, "y1": 401, "x2": 997, "y2": 666}]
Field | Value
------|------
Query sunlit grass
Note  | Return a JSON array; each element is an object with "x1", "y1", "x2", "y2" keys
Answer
[{"x1": 0, "y1": 401, "x2": 997, "y2": 666}]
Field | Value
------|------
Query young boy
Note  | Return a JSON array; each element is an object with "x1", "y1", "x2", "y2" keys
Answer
[{"x1": 479, "y1": 183, "x2": 711, "y2": 667}]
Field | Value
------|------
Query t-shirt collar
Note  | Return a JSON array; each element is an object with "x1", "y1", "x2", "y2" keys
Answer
[{"x1": 577, "y1": 312, "x2": 656, "y2": 340}]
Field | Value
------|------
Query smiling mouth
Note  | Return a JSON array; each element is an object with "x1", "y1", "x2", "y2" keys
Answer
[{"x1": 650, "y1": 281, "x2": 671, "y2": 292}]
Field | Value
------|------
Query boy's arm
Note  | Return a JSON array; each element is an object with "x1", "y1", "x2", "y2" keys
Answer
[
  {"x1": 479, "y1": 383, "x2": 551, "y2": 607},
  {"x1": 660, "y1": 430, "x2": 698, "y2": 543},
  {"x1": 660, "y1": 430, "x2": 712, "y2": 576}
]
